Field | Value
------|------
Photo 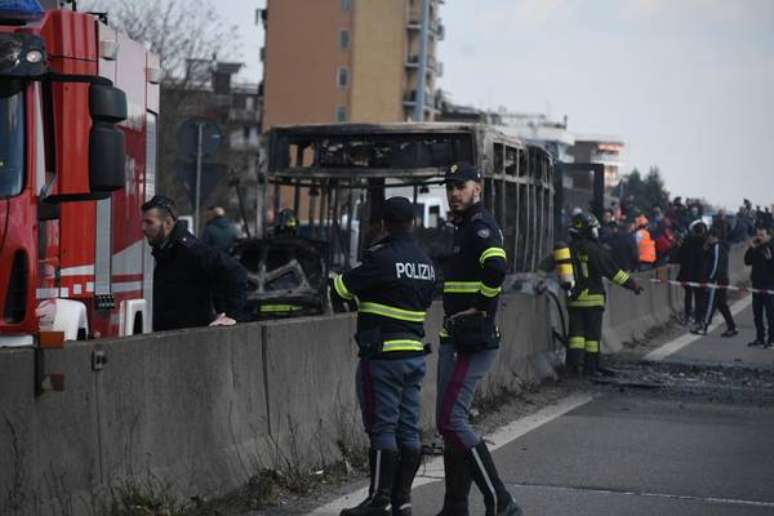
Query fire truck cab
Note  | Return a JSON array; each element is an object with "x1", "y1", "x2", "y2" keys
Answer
[{"x1": 0, "y1": 0, "x2": 159, "y2": 346}]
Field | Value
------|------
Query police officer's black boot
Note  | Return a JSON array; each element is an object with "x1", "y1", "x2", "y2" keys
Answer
[
  {"x1": 435, "y1": 445, "x2": 472, "y2": 516},
  {"x1": 341, "y1": 449, "x2": 399, "y2": 516},
  {"x1": 466, "y1": 441, "x2": 523, "y2": 516},
  {"x1": 391, "y1": 447, "x2": 422, "y2": 516}
]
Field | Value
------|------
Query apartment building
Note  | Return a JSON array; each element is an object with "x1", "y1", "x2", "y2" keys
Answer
[
  {"x1": 260, "y1": 0, "x2": 444, "y2": 130},
  {"x1": 569, "y1": 136, "x2": 625, "y2": 190}
]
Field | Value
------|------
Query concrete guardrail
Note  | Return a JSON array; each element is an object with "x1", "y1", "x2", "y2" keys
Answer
[{"x1": 0, "y1": 242, "x2": 751, "y2": 514}]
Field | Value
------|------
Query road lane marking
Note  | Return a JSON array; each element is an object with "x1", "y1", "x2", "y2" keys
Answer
[
  {"x1": 308, "y1": 392, "x2": 594, "y2": 514},
  {"x1": 643, "y1": 295, "x2": 753, "y2": 362},
  {"x1": 495, "y1": 481, "x2": 774, "y2": 509}
]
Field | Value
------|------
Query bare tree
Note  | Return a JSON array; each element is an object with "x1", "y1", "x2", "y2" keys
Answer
[
  {"x1": 85, "y1": 0, "x2": 240, "y2": 85},
  {"x1": 82, "y1": 0, "x2": 245, "y2": 216}
]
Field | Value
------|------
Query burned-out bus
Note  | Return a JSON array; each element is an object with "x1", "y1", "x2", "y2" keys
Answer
[{"x1": 241, "y1": 123, "x2": 554, "y2": 317}]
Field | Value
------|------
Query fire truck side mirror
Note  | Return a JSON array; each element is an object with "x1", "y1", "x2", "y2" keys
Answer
[
  {"x1": 89, "y1": 84, "x2": 128, "y2": 192},
  {"x1": 90, "y1": 84, "x2": 127, "y2": 123}
]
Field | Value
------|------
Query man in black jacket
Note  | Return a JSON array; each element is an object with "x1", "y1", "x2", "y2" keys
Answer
[
  {"x1": 202, "y1": 206, "x2": 240, "y2": 253},
  {"x1": 141, "y1": 195, "x2": 247, "y2": 331},
  {"x1": 677, "y1": 221, "x2": 707, "y2": 326},
  {"x1": 607, "y1": 220, "x2": 639, "y2": 272},
  {"x1": 744, "y1": 227, "x2": 774, "y2": 347},
  {"x1": 598, "y1": 209, "x2": 615, "y2": 245},
  {"x1": 692, "y1": 228, "x2": 737, "y2": 337}
]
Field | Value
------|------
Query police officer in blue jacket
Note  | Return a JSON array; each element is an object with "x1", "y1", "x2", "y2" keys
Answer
[
  {"x1": 332, "y1": 197, "x2": 437, "y2": 516},
  {"x1": 436, "y1": 163, "x2": 522, "y2": 516}
]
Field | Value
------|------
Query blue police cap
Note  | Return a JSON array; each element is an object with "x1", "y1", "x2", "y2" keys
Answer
[
  {"x1": 444, "y1": 161, "x2": 481, "y2": 184},
  {"x1": 383, "y1": 197, "x2": 414, "y2": 224}
]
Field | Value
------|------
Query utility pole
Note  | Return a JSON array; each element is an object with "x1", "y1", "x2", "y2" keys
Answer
[
  {"x1": 194, "y1": 122, "x2": 203, "y2": 235},
  {"x1": 414, "y1": 0, "x2": 431, "y2": 122},
  {"x1": 255, "y1": 153, "x2": 266, "y2": 239}
]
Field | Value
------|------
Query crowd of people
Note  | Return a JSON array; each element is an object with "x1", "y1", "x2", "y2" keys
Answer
[{"x1": 589, "y1": 196, "x2": 774, "y2": 347}]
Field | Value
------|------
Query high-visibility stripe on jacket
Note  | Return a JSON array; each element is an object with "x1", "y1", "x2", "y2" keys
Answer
[
  {"x1": 331, "y1": 231, "x2": 436, "y2": 356},
  {"x1": 567, "y1": 239, "x2": 635, "y2": 309},
  {"x1": 442, "y1": 203, "x2": 508, "y2": 317}
]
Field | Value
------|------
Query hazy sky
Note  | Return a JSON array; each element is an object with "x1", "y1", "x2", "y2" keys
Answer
[{"x1": 224, "y1": 0, "x2": 773, "y2": 210}]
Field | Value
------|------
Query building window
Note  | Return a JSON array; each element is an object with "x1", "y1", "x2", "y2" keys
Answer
[
  {"x1": 243, "y1": 126, "x2": 251, "y2": 139},
  {"x1": 338, "y1": 29, "x2": 350, "y2": 50},
  {"x1": 341, "y1": 0, "x2": 352, "y2": 11},
  {"x1": 232, "y1": 94, "x2": 246, "y2": 109},
  {"x1": 336, "y1": 106, "x2": 347, "y2": 122},
  {"x1": 337, "y1": 67, "x2": 349, "y2": 88}
]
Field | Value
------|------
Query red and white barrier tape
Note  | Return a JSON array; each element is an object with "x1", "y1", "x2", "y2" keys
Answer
[{"x1": 648, "y1": 278, "x2": 774, "y2": 296}]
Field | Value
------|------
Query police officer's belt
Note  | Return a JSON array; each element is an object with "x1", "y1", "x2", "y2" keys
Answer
[
  {"x1": 443, "y1": 314, "x2": 500, "y2": 352},
  {"x1": 355, "y1": 328, "x2": 428, "y2": 358}
]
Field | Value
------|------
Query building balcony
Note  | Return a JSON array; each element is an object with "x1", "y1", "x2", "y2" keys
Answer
[
  {"x1": 229, "y1": 108, "x2": 261, "y2": 123},
  {"x1": 403, "y1": 90, "x2": 439, "y2": 112},
  {"x1": 407, "y1": 10, "x2": 444, "y2": 39},
  {"x1": 590, "y1": 152, "x2": 622, "y2": 168},
  {"x1": 405, "y1": 54, "x2": 442, "y2": 75},
  {"x1": 210, "y1": 94, "x2": 232, "y2": 110},
  {"x1": 229, "y1": 136, "x2": 261, "y2": 151},
  {"x1": 407, "y1": 22, "x2": 445, "y2": 40}
]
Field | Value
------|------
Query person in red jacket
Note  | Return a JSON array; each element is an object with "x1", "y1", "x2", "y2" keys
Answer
[{"x1": 654, "y1": 219, "x2": 676, "y2": 266}]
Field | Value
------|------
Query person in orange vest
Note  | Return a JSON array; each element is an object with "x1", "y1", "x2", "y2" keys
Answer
[{"x1": 635, "y1": 215, "x2": 656, "y2": 271}]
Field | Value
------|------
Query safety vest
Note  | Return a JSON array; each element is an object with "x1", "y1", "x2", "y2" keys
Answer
[{"x1": 638, "y1": 229, "x2": 656, "y2": 264}]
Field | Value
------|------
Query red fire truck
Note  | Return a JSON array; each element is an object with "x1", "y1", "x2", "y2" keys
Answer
[{"x1": 0, "y1": 1, "x2": 159, "y2": 346}]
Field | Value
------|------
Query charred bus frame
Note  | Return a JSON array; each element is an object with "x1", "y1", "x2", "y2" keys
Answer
[{"x1": 260, "y1": 122, "x2": 554, "y2": 274}]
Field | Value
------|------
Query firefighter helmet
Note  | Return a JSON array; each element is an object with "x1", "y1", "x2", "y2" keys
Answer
[
  {"x1": 569, "y1": 212, "x2": 600, "y2": 240},
  {"x1": 276, "y1": 208, "x2": 298, "y2": 235}
]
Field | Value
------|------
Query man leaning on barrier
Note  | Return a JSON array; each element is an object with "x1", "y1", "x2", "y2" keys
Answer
[
  {"x1": 141, "y1": 195, "x2": 247, "y2": 331},
  {"x1": 331, "y1": 197, "x2": 436, "y2": 516},
  {"x1": 435, "y1": 162, "x2": 522, "y2": 516}
]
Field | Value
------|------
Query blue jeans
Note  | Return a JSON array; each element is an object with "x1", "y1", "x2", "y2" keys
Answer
[
  {"x1": 436, "y1": 342, "x2": 497, "y2": 450},
  {"x1": 356, "y1": 356, "x2": 426, "y2": 450}
]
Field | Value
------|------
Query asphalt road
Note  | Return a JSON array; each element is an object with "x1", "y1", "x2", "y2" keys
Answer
[
  {"x1": 313, "y1": 303, "x2": 774, "y2": 515},
  {"x1": 661, "y1": 302, "x2": 774, "y2": 369},
  {"x1": 410, "y1": 394, "x2": 774, "y2": 515}
]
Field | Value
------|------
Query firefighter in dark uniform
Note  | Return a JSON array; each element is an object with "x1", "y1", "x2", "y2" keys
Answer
[
  {"x1": 331, "y1": 197, "x2": 437, "y2": 516},
  {"x1": 436, "y1": 162, "x2": 522, "y2": 516},
  {"x1": 257, "y1": 208, "x2": 306, "y2": 317},
  {"x1": 141, "y1": 195, "x2": 247, "y2": 331},
  {"x1": 565, "y1": 212, "x2": 643, "y2": 374},
  {"x1": 274, "y1": 208, "x2": 299, "y2": 236}
]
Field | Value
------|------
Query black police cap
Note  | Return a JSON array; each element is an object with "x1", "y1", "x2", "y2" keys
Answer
[
  {"x1": 383, "y1": 197, "x2": 414, "y2": 224},
  {"x1": 444, "y1": 161, "x2": 481, "y2": 184}
]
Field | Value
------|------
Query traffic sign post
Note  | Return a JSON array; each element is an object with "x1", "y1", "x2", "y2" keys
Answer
[
  {"x1": 195, "y1": 122, "x2": 203, "y2": 235},
  {"x1": 178, "y1": 118, "x2": 222, "y2": 235}
]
